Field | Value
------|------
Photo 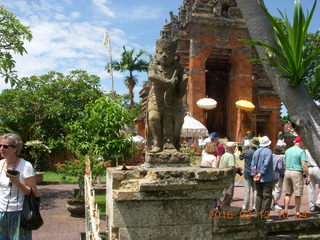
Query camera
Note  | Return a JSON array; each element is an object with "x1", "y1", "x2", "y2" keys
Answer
[
  {"x1": 7, "y1": 168, "x2": 19, "y2": 176},
  {"x1": 235, "y1": 169, "x2": 243, "y2": 176}
]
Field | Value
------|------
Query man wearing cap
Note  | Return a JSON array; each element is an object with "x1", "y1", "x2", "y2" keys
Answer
[
  {"x1": 240, "y1": 137, "x2": 259, "y2": 211},
  {"x1": 209, "y1": 132, "x2": 225, "y2": 167},
  {"x1": 219, "y1": 142, "x2": 242, "y2": 206},
  {"x1": 251, "y1": 136, "x2": 273, "y2": 219},
  {"x1": 283, "y1": 136, "x2": 310, "y2": 217}
]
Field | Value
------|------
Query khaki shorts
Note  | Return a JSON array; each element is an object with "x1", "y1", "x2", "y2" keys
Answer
[{"x1": 283, "y1": 170, "x2": 304, "y2": 196}]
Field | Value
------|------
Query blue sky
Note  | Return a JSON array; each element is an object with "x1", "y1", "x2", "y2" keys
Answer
[{"x1": 1, "y1": 0, "x2": 319, "y2": 100}]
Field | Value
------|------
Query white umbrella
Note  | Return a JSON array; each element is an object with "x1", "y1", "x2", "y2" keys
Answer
[
  {"x1": 181, "y1": 114, "x2": 209, "y2": 138},
  {"x1": 130, "y1": 135, "x2": 145, "y2": 145},
  {"x1": 196, "y1": 98, "x2": 217, "y2": 110}
]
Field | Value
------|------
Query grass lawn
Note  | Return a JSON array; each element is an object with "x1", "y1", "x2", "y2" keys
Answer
[
  {"x1": 43, "y1": 171, "x2": 107, "y2": 184},
  {"x1": 95, "y1": 194, "x2": 106, "y2": 215},
  {"x1": 43, "y1": 171, "x2": 77, "y2": 183}
]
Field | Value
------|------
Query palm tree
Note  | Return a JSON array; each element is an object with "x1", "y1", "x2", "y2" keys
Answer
[
  {"x1": 235, "y1": 0, "x2": 320, "y2": 167},
  {"x1": 109, "y1": 46, "x2": 149, "y2": 108}
]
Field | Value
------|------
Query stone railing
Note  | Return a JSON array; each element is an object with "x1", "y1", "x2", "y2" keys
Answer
[{"x1": 84, "y1": 155, "x2": 102, "y2": 240}]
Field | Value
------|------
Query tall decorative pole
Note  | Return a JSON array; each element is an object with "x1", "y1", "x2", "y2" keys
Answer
[{"x1": 103, "y1": 29, "x2": 115, "y2": 97}]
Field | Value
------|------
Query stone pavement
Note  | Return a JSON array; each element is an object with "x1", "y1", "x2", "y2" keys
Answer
[
  {"x1": 32, "y1": 184, "x2": 107, "y2": 240},
  {"x1": 31, "y1": 181, "x2": 319, "y2": 240}
]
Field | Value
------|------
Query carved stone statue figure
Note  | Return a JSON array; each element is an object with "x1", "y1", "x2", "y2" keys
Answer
[{"x1": 147, "y1": 38, "x2": 188, "y2": 153}]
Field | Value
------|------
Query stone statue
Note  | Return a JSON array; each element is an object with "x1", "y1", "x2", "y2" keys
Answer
[{"x1": 146, "y1": 38, "x2": 188, "y2": 154}]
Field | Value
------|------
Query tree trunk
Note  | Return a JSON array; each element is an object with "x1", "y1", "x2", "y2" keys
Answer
[
  {"x1": 235, "y1": 0, "x2": 320, "y2": 167},
  {"x1": 129, "y1": 87, "x2": 134, "y2": 108}
]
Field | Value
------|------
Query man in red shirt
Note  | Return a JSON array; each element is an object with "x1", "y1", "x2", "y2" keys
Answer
[{"x1": 209, "y1": 132, "x2": 225, "y2": 168}]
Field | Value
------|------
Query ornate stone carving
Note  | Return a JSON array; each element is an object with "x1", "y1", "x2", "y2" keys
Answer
[
  {"x1": 145, "y1": 32, "x2": 188, "y2": 166},
  {"x1": 208, "y1": 0, "x2": 236, "y2": 18}
]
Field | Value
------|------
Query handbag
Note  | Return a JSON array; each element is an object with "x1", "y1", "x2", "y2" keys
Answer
[{"x1": 20, "y1": 188, "x2": 44, "y2": 230}]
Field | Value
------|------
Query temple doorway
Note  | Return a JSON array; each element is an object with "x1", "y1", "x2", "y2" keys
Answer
[{"x1": 205, "y1": 50, "x2": 231, "y2": 138}]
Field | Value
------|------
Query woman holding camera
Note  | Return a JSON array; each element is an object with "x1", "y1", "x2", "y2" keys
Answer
[{"x1": 0, "y1": 133, "x2": 38, "y2": 239}]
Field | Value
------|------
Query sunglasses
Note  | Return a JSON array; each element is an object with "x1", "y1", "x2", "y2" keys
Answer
[{"x1": 0, "y1": 144, "x2": 15, "y2": 149}]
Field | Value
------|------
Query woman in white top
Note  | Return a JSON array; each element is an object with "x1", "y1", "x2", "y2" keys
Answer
[
  {"x1": 201, "y1": 142, "x2": 218, "y2": 168},
  {"x1": 0, "y1": 133, "x2": 38, "y2": 240}
]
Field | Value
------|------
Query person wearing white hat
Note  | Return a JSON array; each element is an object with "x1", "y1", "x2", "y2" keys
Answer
[
  {"x1": 219, "y1": 142, "x2": 242, "y2": 207},
  {"x1": 251, "y1": 136, "x2": 273, "y2": 220}
]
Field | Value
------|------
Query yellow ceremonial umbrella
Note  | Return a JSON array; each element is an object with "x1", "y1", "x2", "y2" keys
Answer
[
  {"x1": 235, "y1": 100, "x2": 255, "y2": 141},
  {"x1": 235, "y1": 100, "x2": 255, "y2": 112}
]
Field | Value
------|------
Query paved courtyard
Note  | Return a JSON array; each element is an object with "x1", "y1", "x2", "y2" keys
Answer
[{"x1": 33, "y1": 184, "x2": 106, "y2": 240}]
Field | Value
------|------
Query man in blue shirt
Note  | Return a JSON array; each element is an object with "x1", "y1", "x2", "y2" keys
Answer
[{"x1": 251, "y1": 136, "x2": 273, "y2": 219}]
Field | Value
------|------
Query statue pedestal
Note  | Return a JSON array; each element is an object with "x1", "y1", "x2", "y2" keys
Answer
[
  {"x1": 144, "y1": 150, "x2": 190, "y2": 167},
  {"x1": 107, "y1": 166, "x2": 265, "y2": 240}
]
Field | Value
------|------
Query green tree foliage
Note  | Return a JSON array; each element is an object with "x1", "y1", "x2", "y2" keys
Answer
[
  {"x1": 0, "y1": 70, "x2": 103, "y2": 150},
  {"x1": 243, "y1": 0, "x2": 320, "y2": 88},
  {"x1": 65, "y1": 96, "x2": 138, "y2": 165},
  {"x1": 0, "y1": 7, "x2": 32, "y2": 86},
  {"x1": 108, "y1": 46, "x2": 149, "y2": 108}
]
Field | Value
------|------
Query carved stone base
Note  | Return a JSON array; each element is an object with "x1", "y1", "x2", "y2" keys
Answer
[
  {"x1": 144, "y1": 149, "x2": 190, "y2": 167},
  {"x1": 107, "y1": 166, "x2": 240, "y2": 240}
]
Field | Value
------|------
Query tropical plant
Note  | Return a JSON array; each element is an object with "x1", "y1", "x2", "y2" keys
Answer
[
  {"x1": 242, "y1": 1, "x2": 319, "y2": 87},
  {"x1": 180, "y1": 143, "x2": 203, "y2": 166},
  {"x1": 65, "y1": 96, "x2": 138, "y2": 169},
  {"x1": 23, "y1": 140, "x2": 51, "y2": 171},
  {"x1": 273, "y1": 17, "x2": 320, "y2": 100},
  {"x1": 108, "y1": 46, "x2": 149, "y2": 108},
  {"x1": 0, "y1": 7, "x2": 32, "y2": 86},
  {"x1": 56, "y1": 153, "x2": 110, "y2": 198},
  {"x1": 236, "y1": 0, "x2": 320, "y2": 166}
]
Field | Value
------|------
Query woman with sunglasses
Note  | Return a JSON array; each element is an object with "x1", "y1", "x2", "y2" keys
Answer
[{"x1": 0, "y1": 133, "x2": 38, "y2": 239}]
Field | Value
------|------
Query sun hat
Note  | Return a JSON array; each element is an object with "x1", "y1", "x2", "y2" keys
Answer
[
  {"x1": 259, "y1": 136, "x2": 271, "y2": 147},
  {"x1": 226, "y1": 142, "x2": 236, "y2": 148},
  {"x1": 209, "y1": 132, "x2": 219, "y2": 139},
  {"x1": 294, "y1": 136, "x2": 302, "y2": 143},
  {"x1": 250, "y1": 137, "x2": 260, "y2": 148}
]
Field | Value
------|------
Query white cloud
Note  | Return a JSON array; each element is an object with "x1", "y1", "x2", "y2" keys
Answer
[
  {"x1": 0, "y1": 0, "x2": 151, "y2": 96},
  {"x1": 91, "y1": 0, "x2": 115, "y2": 17},
  {"x1": 126, "y1": 6, "x2": 163, "y2": 20},
  {"x1": 70, "y1": 11, "x2": 80, "y2": 19},
  {"x1": 0, "y1": 79, "x2": 12, "y2": 92}
]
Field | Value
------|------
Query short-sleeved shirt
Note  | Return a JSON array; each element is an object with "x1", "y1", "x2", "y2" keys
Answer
[
  {"x1": 214, "y1": 142, "x2": 225, "y2": 157},
  {"x1": 201, "y1": 153, "x2": 217, "y2": 168},
  {"x1": 0, "y1": 158, "x2": 35, "y2": 212},
  {"x1": 219, "y1": 152, "x2": 235, "y2": 169},
  {"x1": 285, "y1": 146, "x2": 307, "y2": 172}
]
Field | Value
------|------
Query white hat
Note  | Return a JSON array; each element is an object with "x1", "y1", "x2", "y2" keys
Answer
[
  {"x1": 259, "y1": 136, "x2": 271, "y2": 147},
  {"x1": 226, "y1": 142, "x2": 236, "y2": 148}
]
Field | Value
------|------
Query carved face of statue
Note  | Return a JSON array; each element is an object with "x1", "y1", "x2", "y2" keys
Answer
[{"x1": 156, "y1": 48, "x2": 174, "y2": 66}]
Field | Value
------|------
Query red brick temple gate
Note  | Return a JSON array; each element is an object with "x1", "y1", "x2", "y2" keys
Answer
[
  {"x1": 170, "y1": 0, "x2": 281, "y2": 143},
  {"x1": 137, "y1": 0, "x2": 282, "y2": 145}
]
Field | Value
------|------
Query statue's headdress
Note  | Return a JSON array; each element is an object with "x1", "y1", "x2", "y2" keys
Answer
[{"x1": 155, "y1": 24, "x2": 178, "y2": 53}]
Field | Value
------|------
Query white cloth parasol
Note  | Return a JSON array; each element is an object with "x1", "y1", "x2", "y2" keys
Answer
[
  {"x1": 130, "y1": 135, "x2": 145, "y2": 145},
  {"x1": 181, "y1": 114, "x2": 209, "y2": 138},
  {"x1": 196, "y1": 98, "x2": 217, "y2": 110}
]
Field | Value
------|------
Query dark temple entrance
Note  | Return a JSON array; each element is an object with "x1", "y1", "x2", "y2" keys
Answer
[{"x1": 205, "y1": 49, "x2": 231, "y2": 138}]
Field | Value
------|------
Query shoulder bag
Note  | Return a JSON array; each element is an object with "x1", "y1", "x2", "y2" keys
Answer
[{"x1": 21, "y1": 187, "x2": 44, "y2": 230}]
